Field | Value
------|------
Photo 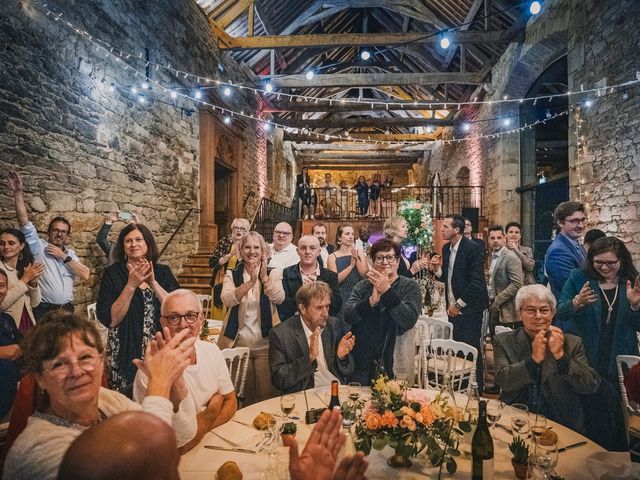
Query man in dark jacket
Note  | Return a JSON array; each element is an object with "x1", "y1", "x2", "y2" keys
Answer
[
  {"x1": 278, "y1": 235, "x2": 342, "y2": 321},
  {"x1": 269, "y1": 282, "x2": 354, "y2": 393}
]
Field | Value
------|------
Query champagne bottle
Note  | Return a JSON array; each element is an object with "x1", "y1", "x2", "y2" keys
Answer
[
  {"x1": 328, "y1": 380, "x2": 341, "y2": 410},
  {"x1": 472, "y1": 400, "x2": 494, "y2": 479},
  {"x1": 461, "y1": 380, "x2": 480, "y2": 455}
]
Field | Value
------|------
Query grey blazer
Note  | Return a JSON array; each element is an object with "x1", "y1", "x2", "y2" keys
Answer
[
  {"x1": 494, "y1": 328, "x2": 600, "y2": 432},
  {"x1": 491, "y1": 249, "x2": 524, "y2": 323},
  {"x1": 268, "y1": 314, "x2": 354, "y2": 394},
  {"x1": 512, "y1": 245, "x2": 536, "y2": 285}
]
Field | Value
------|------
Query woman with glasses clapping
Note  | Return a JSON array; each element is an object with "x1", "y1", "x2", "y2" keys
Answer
[
  {"x1": 208, "y1": 218, "x2": 251, "y2": 321},
  {"x1": 96, "y1": 224, "x2": 179, "y2": 396},
  {"x1": 2, "y1": 311, "x2": 196, "y2": 480},
  {"x1": 557, "y1": 236, "x2": 640, "y2": 383},
  {"x1": 343, "y1": 239, "x2": 421, "y2": 384}
]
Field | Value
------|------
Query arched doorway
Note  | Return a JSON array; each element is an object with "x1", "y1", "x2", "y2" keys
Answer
[{"x1": 518, "y1": 56, "x2": 569, "y2": 281}]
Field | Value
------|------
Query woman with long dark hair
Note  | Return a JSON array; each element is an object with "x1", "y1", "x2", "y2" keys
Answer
[
  {"x1": 557, "y1": 236, "x2": 640, "y2": 382},
  {"x1": 96, "y1": 223, "x2": 179, "y2": 395},
  {"x1": 0, "y1": 228, "x2": 44, "y2": 333}
]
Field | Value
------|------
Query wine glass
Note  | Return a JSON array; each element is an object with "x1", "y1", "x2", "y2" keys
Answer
[
  {"x1": 510, "y1": 403, "x2": 530, "y2": 438},
  {"x1": 531, "y1": 414, "x2": 547, "y2": 443},
  {"x1": 348, "y1": 382, "x2": 361, "y2": 401},
  {"x1": 280, "y1": 395, "x2": 295, "y2": 420},
  {"x1": 532, "y1": 432, "x2": 559, "y2": 479}
]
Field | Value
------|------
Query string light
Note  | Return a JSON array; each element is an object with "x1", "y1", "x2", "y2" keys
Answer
[
  {"x1": 223, "y1": 86, "x2": 231, "y2": 96},
  {"x1": 224, "y1": 116, "x2": 231, "y2": 124},
  {"x1": 529, "y1": 1, "x2": 542, "y2": 15},
  {"x1": 194, "y1": 90, "x2": 202, "y2": 99},
  {"x1": 141, "y1": 82, "x2": 149, "y2": 90},
  {"x1": 462, "y1": 122, "x2": 471, "y2": 132},
  {"x1": 439, "y1": 32, "x2": 450, "y2": 49},
  {"x1": 502, "y1": 118, "x2": 512, "y2": 127},
  {"x1": 265, "y1": 82, "x2": 273, "y2": 92},
  {"x1": 305, "y1": 70, "x2": 315, "y2": 81},
  {"x1": 170, "y1": 90, "x2": 177, "y2": 98},
  {"x1": 584, "y1": 99, "x2": 593, "y2": 107},
  {"x1": 360, "y1": 50, "x2": 371, "y2": 61}
]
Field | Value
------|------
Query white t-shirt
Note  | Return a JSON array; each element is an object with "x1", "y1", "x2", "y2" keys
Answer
[
  {"x1": 300, "y1": 317, "x2": 339, "y2": 388},
  {"x1": 134, "y1": 339, "x2": 234, "y2": 412},
  {"x1": 268, "y1": 243, "x2": 300, "y2": 270}
]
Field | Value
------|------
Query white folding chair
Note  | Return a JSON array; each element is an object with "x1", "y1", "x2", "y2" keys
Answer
[
  {"x1": 196, "y1": 294, "x2": 213, "y2": 321},
  {"x1": 415, "y1": 318, "x2": 454, "y2": 388},
  {"x1": 494, "y1": 325, "x2": 513, "y2": 335},
  {"x1": 616, "y1": 354, "x2": 640, "y2": 453},
  {"x1": 87, "y1": 302, "x2": 108, "y2": 347},
  {"x1": 222, "y1": 347, "x2": 250, "y2": 407},
  {"x1": 422, "y1": 339, "x2": 477, "y2": 393}
]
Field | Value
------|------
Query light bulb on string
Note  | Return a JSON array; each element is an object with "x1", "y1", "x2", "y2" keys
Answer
[
  {"x1": 360, "y1": 50, "x2": 371, "y2": 61},
  {"x1": 138, "y1": 96, "x2": 145, "y2": 104},
  {"x1": 462, "y1": 122, "x2": 471, "y2": 132},
  {"x1": 195, "y1": 90, "x2": 202, "y2": 99},
  {"x1": 131, "y1": 86, "x2": 138, "y2": 94},
  {"x1": 223, "y1": 86, "x2": 231, "y2": 96},
  {"x1": 170, "y1": 90, "x2": 177, "y2": 99},
  {"x1": 265, "y1": 82, "x2": 273, "y2": 92},
  {"x1": 109, "y1": 83, "x2": 115, "y2": 92},
  {"x1": 141, "y1": 82, "x2": 149, "y2": 90},
  {"x1": 305, "y1": 70, "x2": 315, "y2": 81},
  {"x1": 529, "y1": 1, "x2": 542, "y2": 15},
  {"x1": 263, "y1": 122, "x2": 272, "y2": 132},
  {"x1": 584, "y1": 99, "x2": 593, "y2": 107},
  {"x1": 545, "y1": 109, "x2": 552, "y2": 119},
  {"x1": 439, "y1": 31, "x2": 450, "y2": 49},
  {"x1": 502, "y1": 118, "x2": 511, "y2": 127},
  {"x1": 224, "y1": 116, "x2": 231, "y2": 125}
]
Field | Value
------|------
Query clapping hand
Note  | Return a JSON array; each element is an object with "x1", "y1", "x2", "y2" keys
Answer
[
  {"x1": 337, "y1": 331, "x2": 355, "y2": 359},
  {"x1": 350, "y1": 248, "x2": 358, "y2": 266},
  {"x1": 627, "y1": 276, "x2": 640, "y2": 308},
  {"x1": 531, "y1": 329, "x2": 548, "y2": 364},
  {"x1": 547, "y1": 326, "x2": 565, "y2": 360},
  {"x1": 367, "y1": 269, "x2": 391, "y2": 295},
  {"x1": 574, "y1": 281, "x2": 597, "y2": 308},
  {"x1": 283, "y1": 408, "x2": 369, "y2": 480},
  {"x1": 22, "y1": 262, "x2": 45, "y2": 286},
  {"x1": 126, "y1": 259, "x2": 153, "y2": 288}
]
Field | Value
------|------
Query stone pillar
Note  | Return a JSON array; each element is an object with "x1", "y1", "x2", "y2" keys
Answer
[{"x1": 199, "y1": 110, "x2": 219, "y2": 251}]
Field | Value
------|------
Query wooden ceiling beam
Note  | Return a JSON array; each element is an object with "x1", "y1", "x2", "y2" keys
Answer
[
  {"x1": 261, "y1": 72, "x2": 483, "y2": 88},
  {"x1": 222, "y1": 29, "x2": 524, "y2": 50},
  {"x1": 284, "y1": 132, "x2": 436, "y2": 142},
  {"x1": 216, "y1": 0, "x2": 253, "y2": 28},
  {"x1": 279, "y1": 116, "x2": 453, "y2": 128},
  {"x1": 306, "y1": 163, "x2": 413, "y2": 170},
  {"x1": 299, "y1": 152, "x2": 421, "y2": 159},
  {"x1": 291, "y1": 142, "x2": 431, "y2": 151},
  {"x1": 264, "y1": 100, "x2": 441, "y2": 113}
]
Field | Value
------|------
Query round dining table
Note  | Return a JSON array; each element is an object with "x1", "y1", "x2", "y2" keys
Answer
[{"x1": 178, "y1": 386, "x2": 606, "y2": 479}]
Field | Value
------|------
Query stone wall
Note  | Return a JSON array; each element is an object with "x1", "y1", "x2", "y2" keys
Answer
[
  {"x1": 0, "y1": 0, "x2": 280, "y2": 309},
  {"x1": 429, "y1": 0, "x2": 640, "y2": 259}
]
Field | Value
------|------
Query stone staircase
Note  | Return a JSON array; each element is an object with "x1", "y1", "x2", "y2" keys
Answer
[{"x1": 177, "y1": 252, "x2": 214, "y2": 295}]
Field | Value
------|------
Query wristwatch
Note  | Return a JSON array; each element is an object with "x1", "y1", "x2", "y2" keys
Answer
[
  {"x1": 454, "y1": 300, "x2": 464, "y2": 310},
  {"x1": 63, "y1": 256, "x2": 72, "y2": 264}
]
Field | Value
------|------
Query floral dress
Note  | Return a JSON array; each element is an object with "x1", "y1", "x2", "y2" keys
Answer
[{"x1": 335, "y1": 254, "x2": 363, "y2": 320}]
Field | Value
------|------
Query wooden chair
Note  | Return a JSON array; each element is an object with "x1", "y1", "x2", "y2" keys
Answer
[
  {"x1": 616, "y1": 354, "x2": 640, "y2": 455},
  {"x1": 422, "y1": 338, "x2": 477, "y2": 394},
  {"x1": 222, "y1": 347, "x2": 250, "y2": 408},
  {"x1": 196, "y1": 294, "x2": 213, "y2": 321}
]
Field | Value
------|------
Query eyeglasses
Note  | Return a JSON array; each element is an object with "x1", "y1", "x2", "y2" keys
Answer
[
  {"x1": 50, "y1": 229, "x2": 69, "y2": 235},
  {"x1": 43, "y1": 352, "x2": 101, "y2": 378},
  {"x1": 521, "y1": 307, "x2": 553, "y2": 316},
  {"x1": 274, "y1": 230, "x2": 293, "y2": 236},
  {"x1": 562, "y1": 217, "x2": 587, "y2": 226},
  {"x1": 593, "y1": 259, "x2": 620, "y2": 268},
  {"x1": 161, "y1": 312, "x2": 200, "y2": 325},
  {"x1": 232, "y1": 227, "x2": 248, "y2": 232},
  {"x1": 373, "y1": 255, "x2": 399, "y2": 264}
]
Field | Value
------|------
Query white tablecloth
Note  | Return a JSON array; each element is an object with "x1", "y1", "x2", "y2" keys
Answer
[{"x1": 178, "y1": 387, "x2": 606, "y2": 479}]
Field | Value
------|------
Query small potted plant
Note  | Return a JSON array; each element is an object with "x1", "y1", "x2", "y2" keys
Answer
[
  {"x1": 281, "y1": 422, "x2": 297, "y2": 440},
  {"x1": 199, "y1": 320, "x2": 210, "y2": 341},
  {"x1": 509, "y1": 436, "x2": 530, "y2": 479}
]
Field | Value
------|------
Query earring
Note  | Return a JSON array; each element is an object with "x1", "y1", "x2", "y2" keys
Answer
[{"x1": 18, "y1": 251, "x2": 23, "y2": 261}]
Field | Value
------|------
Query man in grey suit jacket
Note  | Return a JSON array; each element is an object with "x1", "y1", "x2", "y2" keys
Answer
[
  {"x1": 269, "y1": 281, "x2": 355, "y2": 394},
  {"x1": 494, "y1": 284, "x2": 600, "y2": 434},
  {"x1": 488, "y1": 225, "x2": 524, "y2": 335}
]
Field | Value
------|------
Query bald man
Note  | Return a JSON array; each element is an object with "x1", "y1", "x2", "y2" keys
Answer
[
  {"x1": 268, "y1": 222, "x2": 300, "y2": 269},
  {"x1": 134, "y1": 289, "x2": 237, "y2": 453},
  {"x1": 58, "y1": 411, "x2": 179, "y2": 480},
  {"x1": 278, "y1": 235, "x2": 342, "y2": 321}
]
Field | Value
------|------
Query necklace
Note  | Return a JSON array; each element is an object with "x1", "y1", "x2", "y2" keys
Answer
[
  {"x1": 599, "y1": 283, "x2": 619, "y2": 325},
  {"x1": 0, "y1": 260, "x2": 15, "y2": 272}
]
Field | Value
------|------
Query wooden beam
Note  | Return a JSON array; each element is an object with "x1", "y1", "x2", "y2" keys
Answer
[
  {"x1": 284, "y1": 132, "x2": 436, "y2": 142},
  {"x1": 216, "y1": 0, "x2": 252, "y2": 28},
  {"x1": 247, "y1": 1, "x2": 254, "y2": 36},
  {"x1": 307, "y1": 163, "x2": 414, "y2": 170},
  {"x1": 262, "y1": 72, "x2": 483, "y2": 88},
  {"x1": 207, "y1": 18, "x2": 238, "y2": 48},
  {"x1": 279, "y1": 116, "x2": 453, "y2": 128},
  {"x1": 444, "y1": 0, "x2": 483, "y2": 66},
  {"x1": 264, "y1": 100, "x2": 441, "y2": 113},
  {"x1": 291, "y1": 142, "x2": 432, "y2": 152},
  {"x1": 223, "y1": 29, "x2": 522, "y2": 50},
  {"x1": 299, "y1": 152, "x2": 421, "y2": 159}
]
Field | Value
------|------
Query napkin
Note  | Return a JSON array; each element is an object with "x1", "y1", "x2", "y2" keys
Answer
[
  {"x1": 213, "y1": 421, "x2": 259, "y2": 447},
  {"x1": 585, "y1": 451, "x2": 640, "y2": 479}
]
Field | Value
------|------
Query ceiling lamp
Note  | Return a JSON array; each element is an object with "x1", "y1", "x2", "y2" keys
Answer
[
  {"x1": 439, "y1": 32, "x2": 450, "y2": 49},
  {"x1": 265, "y1": 82, "x2": 273, "y2": 92},
  {"x1": 529, "y1": 1, "x2": 542, "y2": 15},
  {"x1": 360, "y1": 50, "x2": 371, "y2": 61},
  {"x1": 305, "y1": 70, "x2": 315, "y2": 81}
]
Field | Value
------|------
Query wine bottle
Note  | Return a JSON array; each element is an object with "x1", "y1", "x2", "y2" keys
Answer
[
  {"x1": 472, "y1": 400, "x2": 494, "y2": 479},
  {"x1": 328, "y1": 380, "x2": 341, "y2": 410}
]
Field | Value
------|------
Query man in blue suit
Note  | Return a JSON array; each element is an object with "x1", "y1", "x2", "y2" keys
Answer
[{"x1": 544, "y1": 201, "x2": 588, "y2": 328}]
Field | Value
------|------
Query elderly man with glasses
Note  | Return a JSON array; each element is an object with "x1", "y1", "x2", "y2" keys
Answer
[
  {"x1": 133, "y1": 289, "x2": 237, "y2": 453},
  {"x1": 343, "y1": 238, "x2": 421, "y2": 384},
  {"x1": 268, "y1": 222, "x2": 300, "y2": 270},
  {"x1": 494, "y1": 284, "x2": 600, "y2": 437}
]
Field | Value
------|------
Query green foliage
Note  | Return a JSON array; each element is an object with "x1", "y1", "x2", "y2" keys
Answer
[
  {"x1": 397, "y1": 200, "x2": 434, "y2": 250},
  {"x1": 509, "y1": 436, "x2": 530, "y2": 464}
]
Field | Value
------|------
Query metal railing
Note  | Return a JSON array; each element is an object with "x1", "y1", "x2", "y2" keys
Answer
[
  {"x1": 295, "y1": 185, "x2": 484, "y2": 220},
  {"x1": 250, "y1": 197, "x2": 296, "y2": 239},
  {"x1": 158, "y1": 207, "x2": 197, "y2": 259}
]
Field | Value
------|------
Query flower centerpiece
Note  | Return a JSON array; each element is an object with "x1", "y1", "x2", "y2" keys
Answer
[
  {"x1": 354, "y1": 374, "x2": 469, "y2": 473},
  {"x1": 396, "y1": 199, "x2": 434, "y2": 251}
]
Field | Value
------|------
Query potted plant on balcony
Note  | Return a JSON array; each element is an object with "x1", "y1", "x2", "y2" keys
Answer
[{"x1": 509, "y1": 436, "x2": 530, "y2": 479}]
